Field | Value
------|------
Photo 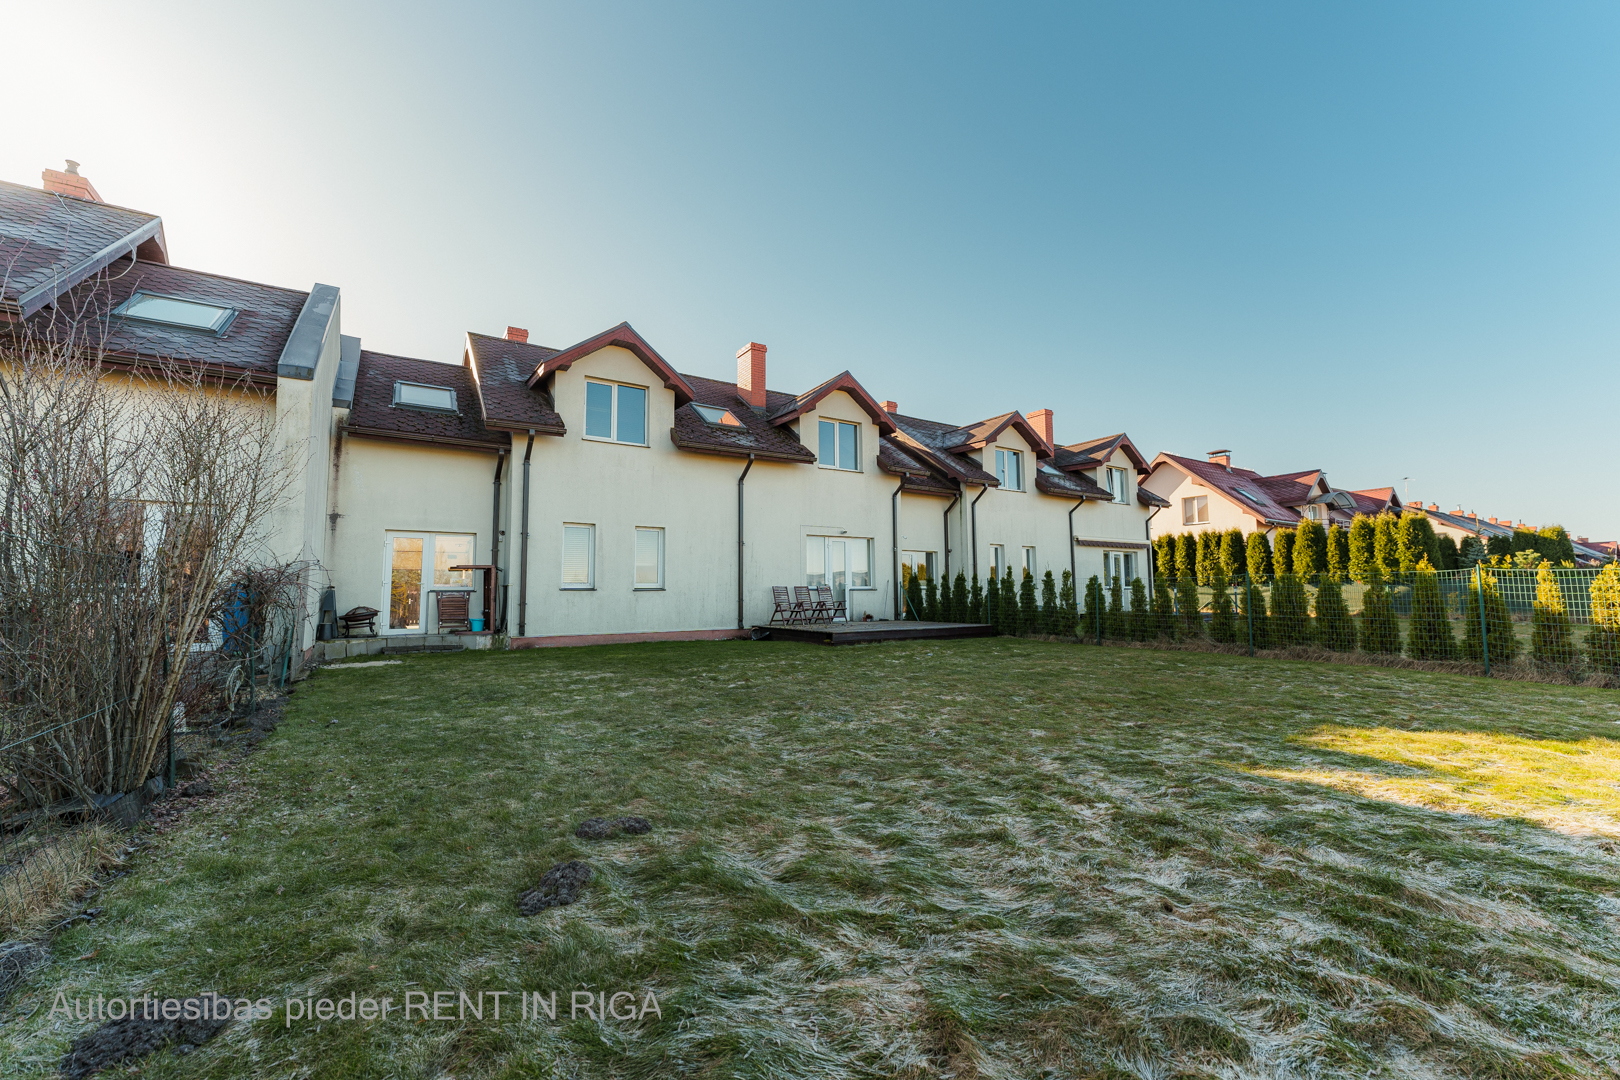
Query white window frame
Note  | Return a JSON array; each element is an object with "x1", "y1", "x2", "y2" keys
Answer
[
  {"x1": 583, "y1": 379, "x2": 649, "y2": 446},
  {"x1": 1022, "y1": 546, "x2": 1037, "y2": 577},
  {"x1": 817, "y1": 419, "x2": 861, "y2": 471},
  {"x1": 995, "y1": 448, "x2": 1024, "y2": 492},
  {"x1": 1107, "y1": 467, "x2": 1130, "y2": 505},
  {"x1": 562, "y1": 524, "x2": 595, "y2": 589},
  {"x1": 1304, "y1": 503, "x2": 1322, "y2": 522},
  {"x1": 1183, "y1": 495, "x2": 1209, "y2": 525},
  {"x1": 990, "y1": 544, "x2": 1006, "y2": 579},
  {"x1": 634, "y1": 527, "x2": 664, "y2": 590},
  {"x1": 381, "y1": 530, "x2": 478, "y2": 634},
  {"x1": 392, "y1": 381, "x2": 459, "y2": 414}
]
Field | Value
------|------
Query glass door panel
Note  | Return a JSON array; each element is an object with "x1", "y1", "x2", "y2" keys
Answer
[
  {"x1": 389, "y1": 536, "x2": 424, "y2": 630},
  {"x1": 827, "y1": 540, "x2": 847, "y2": 615}
]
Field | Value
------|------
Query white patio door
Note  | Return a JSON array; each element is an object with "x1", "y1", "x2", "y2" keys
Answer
[
  {"x1": 826, "y1": 539, "x2": 848, "y2": 614},
  {"x1": 385, "y1": 531, "x2": 476, "y2": 633}
]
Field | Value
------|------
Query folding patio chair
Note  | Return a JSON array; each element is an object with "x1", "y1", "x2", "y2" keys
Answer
[
  {"x1": 815, "y1": 584, "x2": 847, "y2": 623},
  {"x1": 794, "y1": 586, "x2": 825, "y2": 624},
  {"x1": 770, "y1": 586, "x2": 798, "y2": 625}
]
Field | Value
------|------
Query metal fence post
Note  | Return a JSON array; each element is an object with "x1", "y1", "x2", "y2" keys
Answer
[
  {"x1": 1475, "y1": 563, "x2": 1491, "y2": 677},
  {"x1": 1246, "y1": 574, "x2": 1255, "y2": 657}
]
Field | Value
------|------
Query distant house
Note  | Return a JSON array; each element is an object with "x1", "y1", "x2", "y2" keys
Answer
[{"x1": 1139, "y1": 450, "x2": 1363, "y2": 539}]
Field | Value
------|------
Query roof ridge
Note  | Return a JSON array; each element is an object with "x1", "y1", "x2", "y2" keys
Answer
[
  {"x1": 118, "y1": 259, "x2": 311, "y2": 298},
  {"x1": 0, "y1": 178, "x2": 160, "y2": 220}
]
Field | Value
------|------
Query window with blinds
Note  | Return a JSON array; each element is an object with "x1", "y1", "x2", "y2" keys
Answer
[
  {"x1": 634, "y1": 527, "x2": 664, "y2": 589},
  {"x1": 562, "y1": 524, "x2": 594, "y2": 588}
]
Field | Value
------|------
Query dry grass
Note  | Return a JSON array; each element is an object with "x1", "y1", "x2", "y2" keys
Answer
[
  {"x1": 0, "y1": 822, "x2": 121, "y2": 936},
  {"x1": 2, "y1": 639, "x2": 1618, "y2": 1078}
]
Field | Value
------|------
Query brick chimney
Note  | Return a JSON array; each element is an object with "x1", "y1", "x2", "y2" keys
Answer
[
  {"x1": 1488, "y1": 517, "x2": 1499, "y2": 525},
  {"x1": 1578, "y1": 536, "x2": 1589, "y2": 544},
  {"x1": 42, "y1": 160, "x2": 102, "y2": 202},
  {"x1": 1027, "y1": 409, "x2": 1054, "y2": 447},
  {"x1": 881, "y1": 400, "x2": 899, "y2": 415},
  {"x1": 1207, "y1": 449, "x2": 1232, "y2": 471},
  {"x1": 1427, "y1": 503, "x2": 1439, "y2": 511},
  {"x1": 737, "y1": 342, "x2": 767, "y2": 410},
  {"x1": 504, "y1": 326, "x2": 529, "y2": 343}
]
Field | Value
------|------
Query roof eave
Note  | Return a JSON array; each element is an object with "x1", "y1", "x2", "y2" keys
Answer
[{"x1": 13, "y1": 216, "x2": 166, "y2": 318}]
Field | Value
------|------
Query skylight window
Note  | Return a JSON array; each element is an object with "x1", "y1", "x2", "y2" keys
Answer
[
  {"x1": 112, "y1": 292, "x2": 236, "y2": 334},
  {"x1": 392, "y1": 381, "x2": 458, "y2": 413},
  {"x1": 1237, "y1": 488, "x2": 1262, "y2": 502},
  {"x1": 692, "y1": 404, "x2": 744, "y2": 428}
]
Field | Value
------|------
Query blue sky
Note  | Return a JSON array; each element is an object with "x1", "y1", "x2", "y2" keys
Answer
[{"x1": 5, "y1": 2, "x2": 1618, "y2": 538}]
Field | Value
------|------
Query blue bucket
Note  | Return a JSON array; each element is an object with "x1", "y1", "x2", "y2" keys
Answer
[{"x1": 469, "y1": 618, "x2": 485, "y2": 632}]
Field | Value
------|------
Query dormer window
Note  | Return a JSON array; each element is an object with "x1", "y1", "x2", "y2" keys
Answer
[
  {"x1": 693, "y1": 404, "x2": 744, "y2": 428},
  {"x1": 392, "y1": 381, "x2": 458, "y2": 413},
  {"x1": 995, "y1": 448, "x2": 1024, "y2": 491},
  {"x1": 112, "y1": 291, "x2": 236, "y2": 334},
  {"x1": 1106, "y1": 466, "x2": 1130, "y2": 504}
]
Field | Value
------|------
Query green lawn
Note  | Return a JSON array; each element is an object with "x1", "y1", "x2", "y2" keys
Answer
[{"x1": 7, "y1": 639, "x2": 1620, "y2": 1078}]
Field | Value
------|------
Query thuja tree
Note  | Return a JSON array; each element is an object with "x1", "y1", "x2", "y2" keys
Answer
[
  {"x1": 1083, "y1": 575, "x2": 1104, "y2": 640},
  {"x1": 969, "y1": 572, "x2": 986, "y2": 623},
  {"x1": 1017, "y1": 568, "x2": 1037, "y2": 635},
  {"x1": 1462, "y1": 566, "x2": 1517, "y2": 666},
  {"x1": 953, "y1": 571, "x2": 970, "y2": 621},
  {"x1": 1374, "y1": 512, "x2": 1401, "y2": 577},
  {"x1": 1106, "y1": 576, "x2": 1125, "y2": 638},
  {"x1": 1154, "y1": 535, "x2": 1177, "y2": 580},
  {"x1": 1359, "y1": 573, "x2": 1402, "y2": 654},
  {"x1": 1327, "y1": 525, "x2": 1349, "y2": 580},
  {"x1": 1538, "y1": 525, "x2": 1577, "y2": 567},
  {"x1": 1176, "y1": 570, "x2": 1202, "y2": 638},
  {"x1": 982, "y1": 571, "x2": 1000, "y2": 630},
  {"x1": 1407, "y1": 560, "x2": 1457, "y2": 660},
  {"x1": 1293, "y1": 519, "x2": 1327, "y2": 578},
  {"x1": 1246, "y1": 530, "x2": 1273, "y2": 581},
  {"x1": 905, "y1": 567, "x2": 925, "y2": 621},
  {"x1": 1530, "y1": 562, "x2": 1576, "y2": 665},
  {"x1": 1348, "y1": 515, "x2": 1376, "y2": 581},
  {"x1": 1270, "y1": 572, "x2": 1312, "y2": 647},
  {"x1": 1196, "y1": 531, "x2": 1216, "y2": 586},
  {"x1": 1175, "y1": 533, "x2": 1197, "y2": 583},
  {"x1": 1457, "y1": 535, "x2": 1485, "y2": 568},
  {"x1": 1208, "y1": 566, "x2": 1237, "y2": 643},
  {"x1": 1435, "y1": 534, "x2": 1460, "y2": 572},
  {"x1": 1273, "y1": 529, "x2": 1295, "y2": 577},
  {"x1": 1001, "y1": 567, "x2": 1018, "y2": 635},
  {"x1": 1397, "y1": 513, "x2": 1437, "y2": 573},
  {"x1": 1585, "y1": 562, "x2": 1620, "y2": 674},
  {"x1": 1151, "y1": 572, "x2": 1176, "y2": 638},
  {"x1": 1486, "y1": 532, "x2": 1513, "y2": 561},
  {"x1": 1039, "y1": 570, "x2": 1058, "y2": 635},
  {"x1": 1129, "y1": 577, "x2": 1149, "y2": 640},
  {"x1": 1219, "y1": 529, "x2": 1245, "y2": 580},
  {"x1": 1057, "y1": 569, "x2": 1078, "y2": 637},
  {"x1": 1238, "y1": 577, "x2": 1272, "y2": 649},
  {"x1": 1314, "y1": 575, "x2": 1357, "y2": 652},
  {"x1": 923, "y1": 567, "x2": 940, "y2": 621}
]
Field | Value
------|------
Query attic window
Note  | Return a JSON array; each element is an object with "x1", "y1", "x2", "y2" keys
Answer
[
  {"x1": 392, "y1": 381, "x2": 458, "y2": 413},
  {"x1": 1236, "y1": 488, "x2": 1262, "y2": 502},
  {"x1": 112, "y1": 291, "x2": 236, "y2": 334},
  {"x1": 692, "y1": 404, "x2": 744, "y2": 428}
]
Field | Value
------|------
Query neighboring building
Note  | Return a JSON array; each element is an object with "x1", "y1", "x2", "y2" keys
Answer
[
  {"x1": 3, "y1": 166, "x2": 1163, "y2": 655},
  {"x1": 1139, "y1": 450, "x2": 1362, "y2": 539}
]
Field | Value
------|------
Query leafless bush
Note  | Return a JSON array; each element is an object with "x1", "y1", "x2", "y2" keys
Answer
[{"x1": 0, "y1": 326, "x2": 296, "y2": 808}]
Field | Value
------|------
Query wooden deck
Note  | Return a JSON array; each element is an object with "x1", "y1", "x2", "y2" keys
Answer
[{"x1": 754, "y1": 620, "x2": 995, "y2": 645}]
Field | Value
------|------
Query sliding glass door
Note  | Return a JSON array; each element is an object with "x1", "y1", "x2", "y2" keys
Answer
[{"x1": 385, "y1": 531, "x2": 476, "y2": 633}]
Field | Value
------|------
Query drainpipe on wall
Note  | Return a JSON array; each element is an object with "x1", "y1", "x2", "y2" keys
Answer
[
  {"x1": 491, "y1": 449, "x2": 506, "y2": 631},
  {"x1": 517, "y1": 432, "x2": 534, "y2": 638},
  {"x1": 737, "y1": 454, "x2": 754, "y2": 630},
  {"x1": 1067, "y1": 497, "x2": 1085, "y2": 599},
  {"x1": 942, "y1": 485, "x2": 961, "y2": 582},
  {"x1": 1144, "y1": 504, "x2": 1162, "y2": 594},
  {"x1": 969, "y1": 484, "x2": 988, "y2": 578},
  {"x1": 891, "y1": 478, "x2": 906, "y2": 618}
]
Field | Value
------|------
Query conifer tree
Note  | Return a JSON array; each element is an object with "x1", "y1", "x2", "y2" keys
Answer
[
  {"x1": 1396, "y1": 513, "x2": 1428, "y2": 573},
  {"x1": 1058, "y1": 569, "x2": 1077, "y2": 637},
  {"x1": 1435, "y1": 534, "x2": 1459, "y2": 572},
  {"x1": 1273, "y1": 530, "x2": 1294, "y2": 577},
  {"x1": 1220, "y1": 529, "x2": 1245, "y2": 580},
  {"x1": 1293, "y1": 519, "x2": 1327, "y2": 578},
  {"x1": 953, "y1": 570, "x2": 968, "y2": 621},
  {"x1": 1530, "y1": 562, "x2": 1576, "y2": 665},
  {"x1": 1359, "y1": 572, "x2": 1401, "y2": 654},
  {"x1": 1106, "y1": 575, "x2": 1125, "y2": 639},
  {"x1": 1196, "y1": 530, "x2": 1215, "y2": 586},
  {"x1": 1348, "y1": 515, "x2": 1376, "y2": 582},
  {"x1": 1176, "y1": 570, "x2": 1202, "y2": 638},
  {"x1": 1151, "y1": 572, "x2": 1175, "y2": 639},
  {"x1": 1374, "y1": 512, "x2": 1400, "y2": 577},
  {"x1": 1246, "y1": 530, "x2": 1272, "y2": 581},
  {"x1": 1314, "y1": 575, "x2": 1356, "y2": 651},
  {"x1": 1208, "y1": 565, "x2": 1236, "y2": 643},
  {"x1": 966, "y1": 572, "x2": 984, "y2": 623},
  {"x1": 1039, "y1": 570, "x2": 1058, "y2": 635},
  {"x1": 1327, "y1": 525, "x2": 1350, "y2": 580},
  {"x1": 982, "y1": 570, "x2": 999, "y2": 630},
  {"x1": 1585, "y1": 562, "x2": 1620, "y2": 674},
  {"x1": 1457, "y1": 535, "x2": 1484, "y2": 568},
  {"x1": 923, "y1": 566, "x2": 940, "y2": 621},
  {"x1": 1238, "y1": 576, "x2": 1272, "y2": 649},
  {"x1": 1461, "y1": 565, "x2": 1516, "y2": 665},
  {"x1": 1129, "y1": 577, "x2": 1149, "y2": 640},
  {"x1": 1175, "y1": 533, "x2": 1197, "y2": 583},
  {"x1": 1008, "y1": 567, "x2": 1024, "y2": 635},
  {"x1": 904, "y1": 566, "x2": 924, "y2": 622},
  {"x1": 1406, "y1": 559, "x2": 1457, "y2": 660},
  {"x1": 1269, "y1": 571, "x2": 1311, "y2": 647},
  {"x1": 1485, "y1": 533, "x2": 1513, "y2": 561},
  {"x1": 1537, "y1": 525, "x2": 1577, "y2": 567},
  {"x1": 1083, "y1": 574, "x2": 1104, "y2": 641},
  {"x1": 1154, "y1": 535, "x2": 1177, "y2": 580}
]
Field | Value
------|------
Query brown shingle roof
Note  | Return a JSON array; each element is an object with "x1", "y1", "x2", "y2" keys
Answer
[
  {"x1": 464, "y1": 332, "x2": 566, "y2": 433},
  {"x1": 670, "y1": 374, "x2": 817, "y2": 462},
  {"x1": 1, "y1": 180, "x2": 166, "y2": 317},
  {"x1": 1153, "y1": 452, "x2": 1304, "y2": 526},
  {"x1": 32, "y1": 257, "x2": 308, "y2": 380},
  {"x1": 1036, "y1": 465, "x2": 1112, "y2": 500},
  {"x1": 767, "y1": 370, "x2": 897, "y2": 434},
  {"x1": 1062, "y1": 432, "x2": 1149, "y2": 472},
  {"x1": 939, "y1": 411, "x2": 1053, "y2": 458},
  {"x1": 346, "y1": 350, "x2": 508, "y2": 451},
  {"x1": 889, "y1": 414, "x2": 1000, "y2": 486},
  {"x1": 529, "y1": 322, "x2": 695, "y2": 405},
  {"x1": 878, "y1": 437, "x2": 957, "y2": 494}
]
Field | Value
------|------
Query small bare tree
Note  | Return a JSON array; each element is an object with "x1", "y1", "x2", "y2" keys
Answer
[{"x1": 0, "y1": 323, "x2": 297, "y2": 808}]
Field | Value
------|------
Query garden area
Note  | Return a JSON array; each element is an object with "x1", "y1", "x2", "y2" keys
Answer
[{"x1": 3, "y1": 637, "x2": 1619, "y2": 1078}]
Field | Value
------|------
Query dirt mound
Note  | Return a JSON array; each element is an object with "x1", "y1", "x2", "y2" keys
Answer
[
  {"x1": 612, "y1": 815, "x2": 652, "y2": 835},
  {"x1": 60, "y1": 992, "x2": 232, "y2": 1078},
  {"x1": 518, "y1": 861, "x2": 592, "y2": 915},
  {"x1": 573, "y1": 815, "x2": 652, "y2": 839}
]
